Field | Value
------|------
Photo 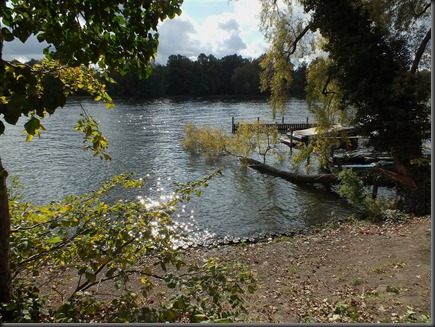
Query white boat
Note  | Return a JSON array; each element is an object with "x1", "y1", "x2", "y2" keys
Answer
[{"x1": 286, "y1": 125, "x2": 357, "y2": 144}]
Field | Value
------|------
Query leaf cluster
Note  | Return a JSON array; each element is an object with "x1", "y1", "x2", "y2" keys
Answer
[
  {"x1": 182, "y1": 123, "x2": 229, "y2": 161},
  {"x1": 259, "y1": 0, "x2": 315, "y2": 118}
]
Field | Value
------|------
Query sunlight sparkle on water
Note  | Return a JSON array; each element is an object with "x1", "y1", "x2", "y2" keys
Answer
[{"x1": 134, "y1": 176, "x2": 217, "y2": 245}]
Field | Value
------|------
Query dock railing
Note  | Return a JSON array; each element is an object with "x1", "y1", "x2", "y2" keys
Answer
[{"x1": 231, "y1": 117, "x2": 316, "y2": 133}]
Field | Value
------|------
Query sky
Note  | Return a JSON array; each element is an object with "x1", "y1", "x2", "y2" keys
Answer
[
  {"x1": 155, "y1": 0, "x2": 266, "y2": 64},
  {"x1": 2, "y1": 0, "x2": 267, "y2": 65}
]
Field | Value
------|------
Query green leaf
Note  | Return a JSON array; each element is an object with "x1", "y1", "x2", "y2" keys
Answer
[
  {"x1": 194, "y1": 314, "x2": 208, "y2": 321},
  {"x1": 42, "y1": 75, "x2": 66, "y2": 113},
  {"x1": 1, "y1": 27, "x2": 14, "y2": 41},
  {"x1": 162, "y1": 309, "x2": 179, "y2": 322},
  {"x1": 3, "y1": 97, "x2": 24, "y2": 125},
  {"x1": 248, "y1": 284, "x2": 257, "y2": 293},
  {"x1": 85, "y1": 272, "x2": 96, "y2": 283},
  {"x1": 24, "y1": 117, "x2": 40, "y2": 136},
  {"x1": 46, "y1": 236, "x2": 63, "y2": 244},
  {"x1": 167, "y1": 281, "x2": 177, "y2": 289},
  {"x1": 106, "y1": 267, "x2": 117, "y2": 278}
]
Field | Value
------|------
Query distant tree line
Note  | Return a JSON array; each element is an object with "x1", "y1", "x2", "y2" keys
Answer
[
  {"x1": 22, "y1": 54, "x2": 307, "y2": 99},
  {"x1": 105, "y1": 53, "x2": 308, "y2": 98}
]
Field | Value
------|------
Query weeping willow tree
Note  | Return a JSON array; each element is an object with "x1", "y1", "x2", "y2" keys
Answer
[
  {"x1": 257, "y1": 0, "x2": 431, "y2": 215},
  {"x1": 258, "y1": 0, "x2": 352, "y2": 171}
]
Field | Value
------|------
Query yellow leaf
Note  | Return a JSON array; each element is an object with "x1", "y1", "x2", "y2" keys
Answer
[{"x1": 26, "y1": 134, "x2": 34, "y2": 142}]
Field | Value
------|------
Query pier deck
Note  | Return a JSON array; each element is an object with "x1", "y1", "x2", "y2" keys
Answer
[{"x1": 231, "y1": 117, "x2": 316, "y2": 133}]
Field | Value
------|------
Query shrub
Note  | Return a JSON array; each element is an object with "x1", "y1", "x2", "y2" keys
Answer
[{"x1": 337, "y1": 169, "x2": 405, "y2": 223}]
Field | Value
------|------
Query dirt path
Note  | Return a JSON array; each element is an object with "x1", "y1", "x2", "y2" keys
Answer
[{"x1": 188, "y1": 216, "x2": 431, "y2": 323}]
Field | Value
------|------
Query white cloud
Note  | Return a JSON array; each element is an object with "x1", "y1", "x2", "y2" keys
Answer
[
  {"x1": 155, "y1": 0, "x2": 266, "y2": 64},
  {"x1": 218, "y1": 19, "x2": 240, "y2": 32},
  {"x1": 156, "y1": 18, "x2": 204, "y2": 64}
]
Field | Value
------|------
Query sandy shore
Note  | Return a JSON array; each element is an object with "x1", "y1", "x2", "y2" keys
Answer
[{"x1": 185, "y1": 215, "x2": 431, "y2": 323}]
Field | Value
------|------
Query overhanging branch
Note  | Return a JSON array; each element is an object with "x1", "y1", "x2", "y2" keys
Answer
[{"x1": 285, "y1": 24, "x2": 311, "y2": 59}]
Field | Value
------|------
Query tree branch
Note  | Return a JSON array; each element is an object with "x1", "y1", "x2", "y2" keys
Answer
[
  {"x1": 321, "y1": 75, "x2": 338, "y2": 96},
  {"x1": 287, "y1": 24, "x2": 311, "y2": 57},
  {"x1": 410, "y1": 28, "x2": 431, "y2": 74},
  {"x1": 79, "y1": 268, "x2": 166, "y2": 292}
]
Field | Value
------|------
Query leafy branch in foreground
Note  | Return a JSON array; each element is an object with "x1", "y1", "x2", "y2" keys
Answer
[{"x1": 3, "y1": 171, "x2": 256, "y2": 323}]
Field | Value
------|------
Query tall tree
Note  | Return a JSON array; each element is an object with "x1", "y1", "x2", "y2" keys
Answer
[
  {"x1": 258, "y1": 0, "x2": 431, "y2": 214},
  {"x1": 165, "y1": 54, "x2": 194, "y2": 95},
  {"x1": 194, "y1": 53, "x2": 220, "y2": 95},
  {"x1": 218, "y1": 54, "x2": 247, "y2": 95},
  {"x1": 232, "y1": 58, "x2": 262, "y2": 96},
  {"x1": 0, "y1": 0, "x2": 183, "y2": 306}
]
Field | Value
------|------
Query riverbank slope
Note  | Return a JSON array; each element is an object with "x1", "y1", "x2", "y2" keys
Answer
[{"x1": 187, "y1": 216, "x2": 431, "y2": 323}]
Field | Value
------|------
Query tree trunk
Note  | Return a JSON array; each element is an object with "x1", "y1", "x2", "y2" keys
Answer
[
  {"x1": 1, "y1": 0, "x2": 12, "y2": 308},
  {"x1": 0, "y1": 157, "x2": 11, "y2": 304},
  {"x1": 395, "y1": 165, "x2": 431, "y2": 216},
  {"x1": 242, "y1": 158, "x2": 339, "y2": 185}
]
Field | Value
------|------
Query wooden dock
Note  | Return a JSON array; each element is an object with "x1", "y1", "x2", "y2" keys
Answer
[{"x1": 231, "y1": 117, "x2": 316, "y2": 133}]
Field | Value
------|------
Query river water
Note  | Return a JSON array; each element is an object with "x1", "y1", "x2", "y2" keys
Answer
[{"x1": 0, "y1": 97, "x2": 353, "y2": 243}]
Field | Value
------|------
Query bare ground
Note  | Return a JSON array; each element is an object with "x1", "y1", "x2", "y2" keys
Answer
[
  {"x1": 38, "y1": 215, "x2": 431, "y2": 323},
  {"x1": 186, "y1": 216, "x2": 432, "y2": 323}
]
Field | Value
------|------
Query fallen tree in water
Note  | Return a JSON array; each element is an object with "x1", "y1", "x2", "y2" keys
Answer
[
  {"x1": 241, "y1": 158, "x2": 339, "y2": 185},
  {"x1": 241, "y1": 158, "x2": 399, "y2": 190}
]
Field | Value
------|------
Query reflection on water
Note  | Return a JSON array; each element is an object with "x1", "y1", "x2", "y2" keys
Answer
[{"x1": 0, "y1": 97, "x2": 353, "y2": 242}]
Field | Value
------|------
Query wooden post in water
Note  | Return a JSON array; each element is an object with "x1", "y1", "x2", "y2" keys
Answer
[{"x1": 232, "y1": 116, "x2": 235, "y2": 133}]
